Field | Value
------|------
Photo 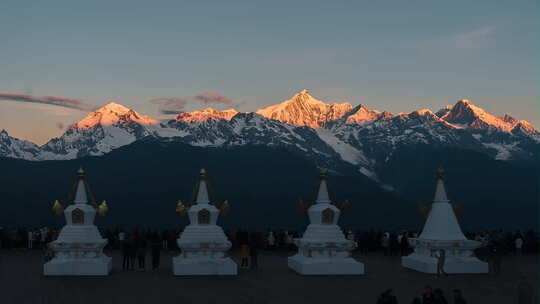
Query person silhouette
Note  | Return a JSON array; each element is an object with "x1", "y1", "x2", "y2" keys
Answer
[{"x1": 436, "y1": 249, "x2": 448, "y2": 277}]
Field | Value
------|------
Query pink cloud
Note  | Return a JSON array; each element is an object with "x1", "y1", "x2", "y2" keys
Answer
[
  {"x1": 149, "y1": 97, "x2": 188, "y2": 114},
  {"x1": 149, "y1": 93, "x2": 244, "y2": 115},
  {"x1": 194, "y1": 93, "x2": 234, "y2": 106},
  {"x1": 0, "y1": 93, "x2": 96, "y2": 111}
]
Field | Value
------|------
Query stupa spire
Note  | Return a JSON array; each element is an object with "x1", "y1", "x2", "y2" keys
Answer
[
  {"x1": 315, "y1": 169, "x2": 331, "y2": 204},
  {"x1": 418, "y1": 168, "x2": 466, "y2": 241},
  {"x1": 73, "y1": 167, "x2": 88, "y2": 204},
  {"x1": 195, "y1": 168, "x2": 210, "y2": 204},
  {"x1": 433, "y1": 168, "x2": 449, "y2": 202}
]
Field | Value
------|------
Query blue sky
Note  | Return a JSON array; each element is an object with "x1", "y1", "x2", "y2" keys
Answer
[{"x1": 0, "y1": 0, "x2": 538, "y2": 144}]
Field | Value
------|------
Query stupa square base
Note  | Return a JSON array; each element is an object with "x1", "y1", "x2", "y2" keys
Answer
[
  {"x1": 172, "y1": 257, "x2": 237, "y2": 276},
  {"x1": 43, "y1": 256, "x2": 112, "y2": 276},
  {"x1": 402, "y1": 253, "x2": 488, "y2": 274},
  {"x1": 288, "y1": 256, "x2": 364, "y2": 275}
]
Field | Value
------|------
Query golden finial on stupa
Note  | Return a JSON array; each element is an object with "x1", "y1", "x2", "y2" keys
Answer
[
  {"x1": 297, "y1": 199, "x2": 307, "y2": 215},
  {"x1": 176, "y1": 200, "x2": 187, "y2": 215},
  {"x1": 220, "y1": 200, "x2": 230, "y2": 216},
  {"x1": 52, "y1": 200, "x2": 64, "y2": 216},
  {"x1": 77, "y1": 166, "x2": 86, "y2": 177},
  {"x1": 338, "y1": 199, "x2": 352, "y2": 213},
  {"x1": 98, "y1": 200, "x2": 109, "y2": 216},
  {"x1": 436, "y1": 168, "x2": 445, "y2": 179},
  {"x1": 418, "y1": 204, "x2": 431, "y2": 217},
  {"x1": 453, "y1": 203, "x2": 464, "y2": 215}
]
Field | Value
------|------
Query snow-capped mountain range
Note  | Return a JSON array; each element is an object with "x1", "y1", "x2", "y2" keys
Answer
[
  {"x1": 256, "y1": 89, "x2": 353, "y2": 128},
  {"x1": 1, "y1": 90, "x2": 538, "y2": 180}
]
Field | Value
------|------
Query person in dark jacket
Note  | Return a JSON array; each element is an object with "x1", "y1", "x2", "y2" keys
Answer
[
  {"x1": 410, "y1": 298, "x2": 421, "y2": 304},
  {"x1": 128, "y1": 237, "x2": 137, "y2": 270},
  {"x1": 422, "y1": 285, "x2": 436, "y2": 304},
  {"x1": 436, "y1": 249, "x2": 448, "y2": 277},
  {"x1": 452, "y1": 289, "x2": 467, "y2": 304},
  {"x1": 491, "y1": 246, "x2": 502, "y2": 275},
  {"x1": 122, "y1": 237, "x2": 131, "y2": 271},
  {"x1": 517, "y1": 275, "x2": 533, "y2": 304},
  {"x1": 250, "y1": 237, "x2": 259, "y2": 269},
  {"x1": 376, "y1": 289, "x2": 398, "y2": 304},
  {"x1": 151, "y1": 232, "x2": 161, "y2": 270},
  {"x1": 137, "y1": 237, "x2": 147, "y2": 270},
  {"x1": 434, "y1": 288, "x2": 448, "y2": 304},
  {"x1": 399, "y1": 233, "x2": 409, "y2": 256}
]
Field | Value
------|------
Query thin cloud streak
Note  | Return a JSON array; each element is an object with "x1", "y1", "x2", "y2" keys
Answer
[
  {"x1": 149, "y1": 97, "x2": 188, "y2": 115},
  {"x1": 443, "y1": 26, "x2": 496, "y2": 49},
  {"x1": 161, "y1": 109, "x2": 184, "y2": 115},
  {"x1": 149, "y1": 93, "x2": 243, "y2": 115},
  {"x1": 0, "y1": 93, "x2": 96, "y2": 111},
  {"x1": 195, "y1": 93, "x2": 234, "y2": 106},
  {"x1": 402, "y1": 26, "x2": 497, "y2": 52}
]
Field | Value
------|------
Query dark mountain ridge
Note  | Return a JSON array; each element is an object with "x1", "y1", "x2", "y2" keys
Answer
[{"x1": 0, "y1": 138, "x2": 537, "y2": 230}]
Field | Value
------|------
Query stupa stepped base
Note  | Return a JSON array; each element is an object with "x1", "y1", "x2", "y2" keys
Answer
[
  {"x1": 43, "y1": 256, "x2": 112, "y2": 276},
  {"x1": 302, "y1": 225, "x2": 348, "y2": 241},
  {"x1": 179, "y1": 226, "x2": 230, "y2": 243},
  {"x1": 402, "y1": 253, "x2": 488, "y2": 274},
  {"x1": 288, "y1": 255, "x2": 364, "y2": 275},
  {"x1": 172, "y1": 257, "x2": 237, "y2": 276},
  {"x1": 55, "y1": 225, "x2": 105, "y2": 243}
]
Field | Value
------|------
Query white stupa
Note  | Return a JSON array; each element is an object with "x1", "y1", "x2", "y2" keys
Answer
[
  {"x1": 288, "y1": 169, "x2": 364, "y2": 275},
  {"x1": 172, "y1": 169, "x2": 237, "y2": 275},
  {"x1": 402, "y1": 168, "x2": 488, "y2": 274},
  {"x1": 44, "y1": 168, "x2": 112, "y2": 276}
]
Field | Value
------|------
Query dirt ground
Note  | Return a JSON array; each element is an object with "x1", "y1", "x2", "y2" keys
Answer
[{"x1": 0, "y1": 249, "x2": 537, "y2": 304}]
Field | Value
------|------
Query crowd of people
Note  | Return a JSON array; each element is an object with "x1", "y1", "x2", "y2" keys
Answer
[
  {"x1": 376, "y1": 276, "x2": 535, "y2": 304},
  {"x1": 377, "y1": 285, "x2": 472, "y2": 304},
  {"x1": 1, "y1": 226, "x2": 538, "y2": 255},
  {"x1": 0, "y1": 226, "x2": 536, "y2": 303},
  {"x1": 0, "y1": 227, "x2": 57, "y2": 250},
  {"x1": 114, "y1": 230, "x2": 162, "y2": 271},
  {"x1": 0, "y1": 226, "x2": 538, "y2": 275}
]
